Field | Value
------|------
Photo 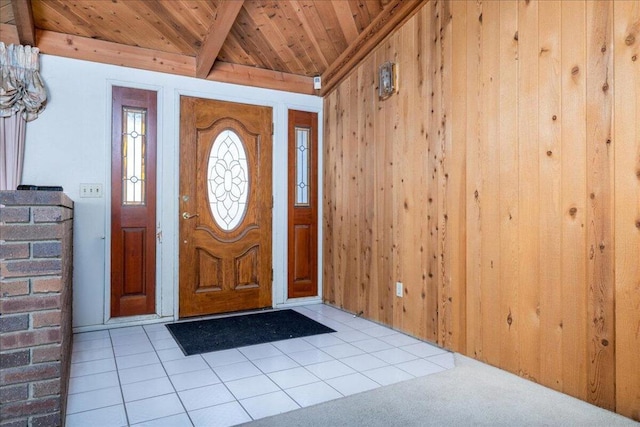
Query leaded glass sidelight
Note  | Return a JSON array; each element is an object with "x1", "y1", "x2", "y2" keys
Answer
[
  {"x1": 122, "y1": 107, "x2": 147, "y2": 205},
  {"x1": 207, "y1": 130, "x2": 249, "y2": 231},
  {"x1": 295, "y1": 127, "x2": 310, "y2": 206}
]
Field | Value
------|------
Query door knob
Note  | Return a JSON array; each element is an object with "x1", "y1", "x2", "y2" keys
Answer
[{"x1": 182, "y1": 212, "x2": 199, "y2": 220}]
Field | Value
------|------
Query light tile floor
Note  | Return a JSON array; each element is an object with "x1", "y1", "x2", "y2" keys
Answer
[{"x1": 66, "y1": 304, "x2": 454, "y2": 427}]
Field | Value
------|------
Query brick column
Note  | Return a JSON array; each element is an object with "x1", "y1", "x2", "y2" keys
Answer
[{"x1": 0, "y1": 191, "x2": 74, "y2": 427}]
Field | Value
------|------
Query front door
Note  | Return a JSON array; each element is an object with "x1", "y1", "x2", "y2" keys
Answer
[{"x1": 179, "y1": 97, "x2": 273, "y2": 317}]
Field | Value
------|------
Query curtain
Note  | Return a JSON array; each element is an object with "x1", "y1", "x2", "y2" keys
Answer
[{"x1": 0, "y1": 42, "x2": 47, "y2": 191}]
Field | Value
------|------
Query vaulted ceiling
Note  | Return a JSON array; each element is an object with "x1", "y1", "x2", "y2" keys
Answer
[{"x1": 0, "y1": 0, "x2": 424, "y2": 95}]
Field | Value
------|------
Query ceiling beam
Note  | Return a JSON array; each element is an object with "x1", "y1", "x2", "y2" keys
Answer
[
  {"x1": 11, "y1": 0, "x2": 36, "y2": 46},
  {"x1": 0, "y1": 23, "x2": 21, "y2": 45},
  {"x1": 320, "y1": 0, "x2": 425, "y2": 96},
  {"x1": 32, "y1": 29, "x2": 315, "y2": 95},
  {"x1": 36, "y1": 29, "x2": 196, "y2": 77},
  {"x1": 196, "y1": 0, "x2": 245, "y2": 78},
  {"x1": 207, "y1": 61, "x2": 315, "y2": 95}
]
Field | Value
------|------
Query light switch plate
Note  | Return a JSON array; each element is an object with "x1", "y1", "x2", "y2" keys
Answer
[{"x1": 80, "y1": 183, "x2": 103, "y2": 198}]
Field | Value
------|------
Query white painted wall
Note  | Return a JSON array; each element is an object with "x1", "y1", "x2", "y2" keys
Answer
[{"x1": 22, "y1": 55, "x2": 323, "y2": 331}]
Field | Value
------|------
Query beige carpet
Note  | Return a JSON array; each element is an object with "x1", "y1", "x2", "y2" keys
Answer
[{"x1": 242, "y1": 354, "x2": 638, "y2": 426}]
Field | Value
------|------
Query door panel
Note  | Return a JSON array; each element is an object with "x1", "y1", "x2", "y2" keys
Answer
[
  {"x1": 293, "y1": 225, "x2": 311, "y2": 280},
  {"x1": 287, "y1": 110, "x2": 318, "y2": 298},
  {"x1": 179, "y1": 97, "x2": 272, "y2": 317},
  {"x1": 111, "y1": 86, "x2": 157, "y2": 318}
]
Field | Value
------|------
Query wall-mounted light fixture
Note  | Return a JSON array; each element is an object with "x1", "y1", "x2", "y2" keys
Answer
[{"x1": 378, "y1": 61, "x2": 397, "y2": 100}]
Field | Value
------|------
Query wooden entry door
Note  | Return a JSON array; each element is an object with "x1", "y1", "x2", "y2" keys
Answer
[
  {"x1": 179, "y1": 97, "x2": 272, "y2": 318},
  {"x1": 287, "y1": 110, "x2": 318, "y2": 298}
]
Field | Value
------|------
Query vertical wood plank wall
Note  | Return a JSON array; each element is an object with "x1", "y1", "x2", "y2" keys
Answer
[{"x1": 322, "y1": 0, "x2": 640, "y2": 419}]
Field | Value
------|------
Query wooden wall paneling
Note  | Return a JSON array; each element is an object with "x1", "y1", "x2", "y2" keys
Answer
[
  {"x1": 560, "y1": 0, "x2": 588, "y2": 401},
  {"x1": 334, "y1": 83, "x2": 347, "y2": 309},
  {"x1": 516, "y1": 0, "x2": 540, "y2": 383},
  {"x1": 423, "y1": 0, "x2": 438, "y2": 343},
  {"x1": 585, "y1": 0, "x2": 616, "y2": 410},
  {"x1": 465, "y1": 0, "x2": 483, "y2": 360},
  {"x1": 441, "y1": 0, "x2": 467, "y2": 353},
  {"x1": 436, "y1": 0, "x2": 449, "y2": 349},
  {"x1": 374, "y1": 37, "x2": 394, "y2": 327},
  {"x1": 389, "y1": 28, "x2": 404, "y2": 332},
  {"x1": 320, "y1": 0, "x2": 425, "y2": 96},
  {"x1": 322, "y1": 0, "x2": 639, "y2": 418},
  {"x1": 322, "y1": 93, "x2": 336, "y2": 305},
  {"x1": 498, "y1": 0, "x2": 519, "y2": 374},
  {"x1": 391, "y1": 21, "x2": 403, "y2": 331},
  {"x1": 324, "y1": 91, "x2": 344, "y2": 307},
  {"x1": 360, "y1": 56, "x2": 377, "y2": 318},
  {"x1": 538, "y1": 0, "x2": 563, "y2": 391},
  {"x1": 368, "y1": 43, "x2": 380, "y2": 323},
  {"x1": 401, "y1": 13, "x2": 429, "y2": 340},
  {"x1": 346, "y1": 71, "x2": 360, "y2": 312},
  {"x1": 335, "y1": 78, "x2": 348, "y2": 308},
  {"x1": 479, "y1": 0, "x2": 501, "y2": 366},
  {"x1": 354, "y1": 64, "x2": 365, "y2": 315},
  {"x1": 614, "y1": 0, "x2": 640, "y2": 421}
]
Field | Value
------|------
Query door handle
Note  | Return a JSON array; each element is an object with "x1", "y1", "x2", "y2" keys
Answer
[{"x1": 182, "y1": 212, "x2": 199, "y2": 220}]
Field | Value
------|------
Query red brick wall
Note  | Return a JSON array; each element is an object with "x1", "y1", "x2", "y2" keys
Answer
[{"x1": 1, "y1": 191, "x2": 73, "y2": 427}]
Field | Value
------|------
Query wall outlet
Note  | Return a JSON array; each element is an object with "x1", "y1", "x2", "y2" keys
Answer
[
  {"x1": 80, "y1": 183, "x2": 103, "y2": 198},
  {"x1": 396, "y1": 281, "x2": 403, "y2": 297}
]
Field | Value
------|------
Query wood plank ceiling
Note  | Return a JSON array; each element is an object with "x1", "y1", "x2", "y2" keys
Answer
[{"x1": 0, "y1": 0, "x2": 425, "y2": 95}]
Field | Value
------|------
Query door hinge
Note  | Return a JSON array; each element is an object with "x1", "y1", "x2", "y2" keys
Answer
[
  {"x1": 271, "y1": 122, "x2": 274, "y2": 135},
  {"x1": 272, "y1": 195, "x2": 274, "y2": 209},
  {"x1": 271, "y1": 268, "x2": 274, "y2": 282}
]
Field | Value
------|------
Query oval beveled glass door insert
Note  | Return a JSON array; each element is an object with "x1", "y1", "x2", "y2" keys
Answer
[{"x1": 207, "y1": 129, "x2": 249, "y2": 230}]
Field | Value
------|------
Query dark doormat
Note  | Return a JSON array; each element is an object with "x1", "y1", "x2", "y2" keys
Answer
[{"x1": 166, "y1": 309, "x2": 336, "y2": 356}]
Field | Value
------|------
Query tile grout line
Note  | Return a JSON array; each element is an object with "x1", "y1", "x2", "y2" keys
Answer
[
  {"x1": 110, "y1": 328, "x2": 132, "y2": 427},
  {"x1": 142, "y1": 324, "x2": 195, "y2": 427},
  {"x1": 200, "y1": 342, "x2": 255, "y2": 423}
]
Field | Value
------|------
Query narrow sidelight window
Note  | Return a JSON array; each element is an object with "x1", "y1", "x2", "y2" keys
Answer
[
  {"x1": 295, "y1": 127, "x2": 311, "y2": 206},
  {"x1": 122, "y1": 107, "x2": 147, "y2": 205}
]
